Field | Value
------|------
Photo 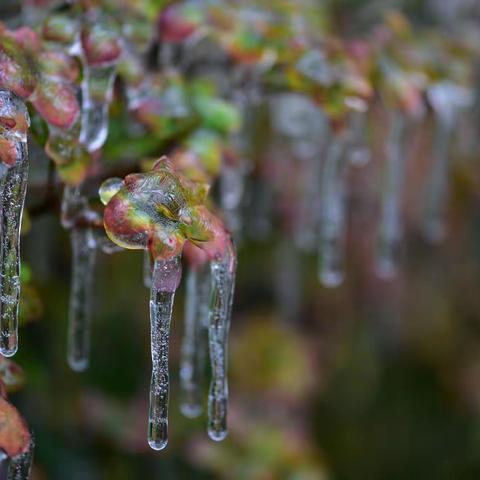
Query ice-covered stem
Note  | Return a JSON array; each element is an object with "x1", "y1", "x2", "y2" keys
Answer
[
  {"x1": 0, "y1": 91, "x2": 30, "y2": 357},
  {"x1": 207, "y1": 240, "x2": 236, "y2": 441},
  {"x1": 376, "y1": 110, "x2": 409, "y2": 278},
  {"x1": 148, "y1": 255, "x2": 182, "y2": 451},
  {"x1": 422, "y1": 112, "x2": 452, "y2": 243},
  {"x1": 7, "y1": 433, "x2": 34, "y2": 480},
  {"x1": 318, "y1": 131, "x2": 349, "y2": 287},
  {"x1": 180, "y1": 263, "x2": 209, "y2": 418}
]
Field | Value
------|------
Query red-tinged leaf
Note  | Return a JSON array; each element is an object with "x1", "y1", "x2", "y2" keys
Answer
[
  {"x1": 31, "y1": 79, "x2": 80, "y2": 129},
  {"x1": 0, "y1": 358, "x2": 25, "y2": 394},
  {"x1": 0, "y1": 397, "x2": 30, "y2": 457}
]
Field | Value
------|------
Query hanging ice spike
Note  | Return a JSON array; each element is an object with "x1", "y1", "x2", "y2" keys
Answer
[
  {"x1": 422, "y1": 83, "x2": 472, "y2": 243},
  {"x1": 148, "y1": 256, "x2": 182, "y2": 451},
  {"x1": 0, "y1": 91, "x2": 30, "y2": 357},
  {"x1": 61, "y1": 186, "x2": 96, "y2": 371},
  {"x1": 376, "y1": 111, "x2": 409, "y2": 279},
  {"x1": 207, "y1": 242, "x2": 236, "y2": 441},
  {"x1": 180, "y1": 264, "x2": 210, "y2": 418},
  {"x1": 318, "y1": 133, "x2": 349, "y2": 287}
]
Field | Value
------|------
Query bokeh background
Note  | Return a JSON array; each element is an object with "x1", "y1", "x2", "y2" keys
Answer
[{"x1": 3, "y1": 0, "x2": 480, "y2": 479}]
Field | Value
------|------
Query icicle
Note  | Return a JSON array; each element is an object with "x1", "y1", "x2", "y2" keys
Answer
[
  {"x1": 148, "y1": 255, "x2": 182, "y2": 451},
  {"x1": 61, "y1": 186, "x2": 96, "y2": 371},
  {"x1": 422, "y1": 113, "x2": 452, "y2": 243},
  {"x1": 66, "y1": 227, "x2": 96, "y2": 372},
  {"x1": 318, "y1": 133, "x2": 349, "y2": 287},
  {"x1": 207, "y1": 241, "x2": 236, "y2": 441},
  {"x1": 348, "y1": 110, "x2": 371, "y2": 167},
  {"x1": 422, "y1": 83, "x2": 471, "y2": 243},
  {"x1": 0, "y1": 91, "x2": 30, "y2": 357},
  {"x1": 180, "y1": 264, "x2": 210, "y2": 418},
  {"x1": 79, "y1": 64, "x2": 116, "y2": 152},
  {"x1": 376, "y1": 111, "x2": 408, "y2": 278},
  {"x1": 7, "y1": 434, "x2": 34, "y2": 480}
]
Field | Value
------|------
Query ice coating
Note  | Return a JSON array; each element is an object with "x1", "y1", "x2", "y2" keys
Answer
[
  {"x1": 0, "y1": 91, "x2": 30, "y2": 357},
  {"x1": 100, "y1": 157, "x2": 236, "y2": 449},
  {"x1": 100, "y1": 157, "x2": 230, "y2": 262}
]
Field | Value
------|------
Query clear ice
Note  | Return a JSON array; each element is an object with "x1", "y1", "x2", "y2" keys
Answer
[
  {"x1": 0, "y1": 91, "x2": 30, "y2": 357},
  {"x1": 207, "y1": 242, "x2": 236, "y2": 441},
  {"x1": 66, "y1": 227, "x2": 96, "y2": 372},
  {"x1": 61, "y1": 186, "x2": 96, "y2": 371},
  {"x1": 180, "y1": 265, "x2": 210, "y2": 418},
  {"x1": 79, "y1": 65, "x2": 117, "y2": 152},
  {"x1": 148, "y1": 255, "x2": 182, "y2": 451}
]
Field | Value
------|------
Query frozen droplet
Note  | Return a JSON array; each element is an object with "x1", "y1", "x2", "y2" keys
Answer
[
  {"x1": 180, "y1": 265, "x2": 210, "y2": 418},
  {"x1": 148, "y1": 256, "x2": 182, "y2": 451},
  {"x1": 207, "y1": 241, "x2": 236, "y2": 442}
]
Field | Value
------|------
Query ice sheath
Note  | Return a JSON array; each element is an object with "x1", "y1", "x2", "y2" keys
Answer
[
  {"x1": 148, "y1": 255, "x2": 182, "y2": 451},
  {"x1": 207, "y1": 241, "x2": 236, "y2": 441},
  {"x1": 0, "y1": 92, "x2": 30, "y2": 357}
]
